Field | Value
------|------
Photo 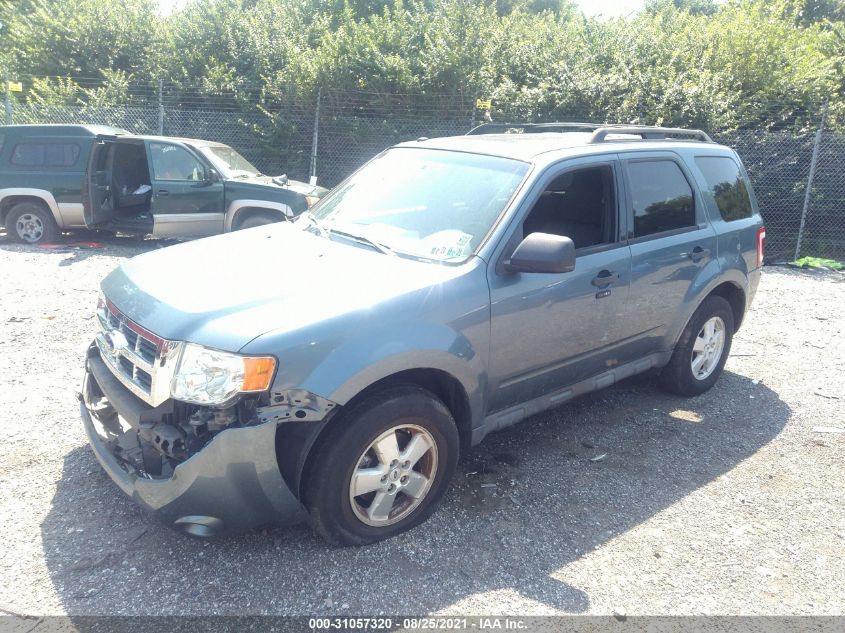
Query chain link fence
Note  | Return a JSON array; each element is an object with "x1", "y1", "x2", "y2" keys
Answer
[{"x1": 6, "y1": 92, "x2": 843, "y2": 262}]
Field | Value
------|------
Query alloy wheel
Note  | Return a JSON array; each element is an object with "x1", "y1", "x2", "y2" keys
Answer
[
  {"x1": 691, "y1": 316, "x2": 726, "y2": 381},
  {"x1": 348, "y1": 424, "x2": 438, "y2": 527}
]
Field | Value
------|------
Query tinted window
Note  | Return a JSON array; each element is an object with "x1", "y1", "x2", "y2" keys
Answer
[
  {"x1": 695, "y1": 156, "x2": 753, "y2": 221},
  {"x1": 628, "y1": 160, "x2": 695, "y2": 237},
  {"x1": 150, "y1": 143, "x2": 205, "y2": 181},
  {"x1": 0, "y1": 134, "x2": 4, "y2": 154},
  {"x1": 10, "y1": 142, "x2": 81, "y2": 167}
]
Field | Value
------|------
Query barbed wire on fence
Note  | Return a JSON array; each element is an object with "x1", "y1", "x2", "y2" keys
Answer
[{"x1": 3, "y1": 78, "x2": 842, "y2": 261}]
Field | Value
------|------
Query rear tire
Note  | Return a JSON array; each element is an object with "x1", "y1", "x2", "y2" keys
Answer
[
  {"x1": 303, "y1": 386, "x2": 459, "y2": 546},
  {"x1": 7, "y1": 201, "x2": 59, "y2": 244},
  {"x1": 659, "y1": 295, "x2": 734, "y2": 396},
  {"x1": 236, "y1": 212, "x2": 282, "y2": 230}
]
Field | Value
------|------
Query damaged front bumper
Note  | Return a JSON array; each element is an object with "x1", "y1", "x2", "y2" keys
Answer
[{"x1": 81, "y1": 347, "x2": 306, "y2": 536}]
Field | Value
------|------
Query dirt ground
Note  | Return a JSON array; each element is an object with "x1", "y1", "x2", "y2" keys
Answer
[{"x1": 0, "y1": 231, "x2": 843, "y2": 618}]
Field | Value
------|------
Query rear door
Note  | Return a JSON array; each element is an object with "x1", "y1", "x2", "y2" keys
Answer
[
  {"x1": 614, "y1": 151, "x2": 718, "y2": 360},
  {"x1": 83, "y1": 138, "x2": 117, "y2": 227},
  {"x1": 146, "y1": 141, "x2": 224, "y2": 237}
]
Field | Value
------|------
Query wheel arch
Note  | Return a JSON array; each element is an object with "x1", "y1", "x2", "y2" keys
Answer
[
  {"x1": 708, "y1": 281, "x2": 746, "y2": 332},
  {"x1": 279, "y1": 366, "x2": 473, "y2": 501},
  {"x1": 225, "y1": 200, "x2": 293, "y2": 232},
  {"x1": 0, "y1": 190, "x2": 62, "y2": 226},
  {"x1": 669, "y1": 276, "x2": 747, "y2": 354}
]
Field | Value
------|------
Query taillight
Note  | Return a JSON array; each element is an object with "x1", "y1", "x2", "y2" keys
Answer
[{"x1": 756, "y1": 226, "x2": 766, "y2": 268}]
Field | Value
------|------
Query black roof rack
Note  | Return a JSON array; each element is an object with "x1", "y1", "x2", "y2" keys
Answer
[{"x1": 466, "y1": 122, "x2": 713, "y2": 143}]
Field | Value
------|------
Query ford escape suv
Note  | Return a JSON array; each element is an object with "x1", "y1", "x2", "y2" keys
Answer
[
  {"x1": 80, "y1": 123, "x2": 765, "y2": 545},
  {"x1": 0, "y1": 124, "x2": 325, "y2": 243}
]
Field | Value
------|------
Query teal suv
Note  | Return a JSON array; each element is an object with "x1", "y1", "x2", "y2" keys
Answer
[
  {"x1": 81, "y1": 123, "x2": 765, "y2": 544},
  {"x1": 0, "y1": 124, "x2": 326, "y2": 243}
]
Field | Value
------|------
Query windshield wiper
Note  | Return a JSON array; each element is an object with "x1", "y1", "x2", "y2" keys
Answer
[{"x1": 328, "y1": 228, "x2": 395, "y2": 256}]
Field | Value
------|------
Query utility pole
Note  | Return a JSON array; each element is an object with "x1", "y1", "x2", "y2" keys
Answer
[
  {"x1": 309, "y1": 86, "x2": 321, "y2": 185},
  {"x1": 158, "y1": 79, "x2": 164, "y2": 135},
  {"x1": 795, "y1": 101, "x2": 829, "y2": 261},
  {"x1": 3, "y1": 71, "x2": 11, "y2": 126}
]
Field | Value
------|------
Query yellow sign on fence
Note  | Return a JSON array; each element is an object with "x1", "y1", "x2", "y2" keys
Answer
[
  {"x1": 7, "y1": 81, "x2": 22, "y2": 92},
  {"x1": 475, "y1": 98, "x2": 492, "y2": 110}
]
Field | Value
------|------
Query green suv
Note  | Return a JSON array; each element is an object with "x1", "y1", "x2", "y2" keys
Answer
[{"x1": 0, "y1": 124, "x2": 326, "y2": 244}]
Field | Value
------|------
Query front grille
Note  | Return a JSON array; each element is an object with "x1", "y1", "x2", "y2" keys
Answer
[{"x1": 95, "y1": 297, "x2": 182, "y2": 406}]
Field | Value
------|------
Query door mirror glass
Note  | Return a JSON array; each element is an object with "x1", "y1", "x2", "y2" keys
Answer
[
  {"x1": 506, "y1": 232, "x2": 576, "y2": 274},
  {"x1": 206, "y1": 168, "x2": 220, "y2": 183}
]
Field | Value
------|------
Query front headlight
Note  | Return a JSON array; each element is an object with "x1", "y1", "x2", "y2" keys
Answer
[{"x1": 170, "y1": 343, "x2": 276, "y2": 406}]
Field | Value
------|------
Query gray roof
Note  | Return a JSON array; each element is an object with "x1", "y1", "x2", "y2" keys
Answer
[{"x1": 402, "y1": 132, "x2": 731, "y2": 162}]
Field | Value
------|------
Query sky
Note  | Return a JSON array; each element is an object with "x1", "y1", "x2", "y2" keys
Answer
[{"x1": 155, "y1": 0, "x2": 646, "y2": 17}]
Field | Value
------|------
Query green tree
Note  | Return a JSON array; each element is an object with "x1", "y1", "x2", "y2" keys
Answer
[{"x1": 6, "y1": 0, "x2": 159, "y2": 77}]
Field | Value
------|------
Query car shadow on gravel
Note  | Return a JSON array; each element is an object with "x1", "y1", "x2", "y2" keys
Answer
[{"x1": 39, "y1": 370, "x2": 790, "y2": 617}]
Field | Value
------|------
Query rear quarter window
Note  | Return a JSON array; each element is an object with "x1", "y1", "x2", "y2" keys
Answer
[
  {"x1": 695, "y1": 156, "x2": 753, "y2": 221},
  {"x1": 10, "y1": 141, "x2": 81, "y2": 168}
]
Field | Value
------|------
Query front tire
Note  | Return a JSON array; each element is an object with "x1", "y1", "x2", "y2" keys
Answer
[
  {"x1": 660, "y1": 295, "x2": 735, "y2": 396},
  {"x1": 303, "y1": 386, "x2": 459, "y2": 546},
  {"x1": 7, "y1": 201, "x2": 59, "y2": 244}
]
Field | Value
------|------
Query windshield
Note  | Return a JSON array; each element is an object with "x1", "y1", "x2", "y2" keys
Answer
[
  {"x1": 308, "y1": 147, "x2": 529, "y2": 262},
  {"x1": 200, "y1": 145, "x2": 261, "y2": 178}
]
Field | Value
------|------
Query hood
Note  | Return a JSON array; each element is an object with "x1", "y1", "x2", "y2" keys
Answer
[
  {"x1": 235, "y1": 175, "x2": 329, "y2": 198},
  {"x1": 101, "y1": 222, "x2": 470, "y2": 351}
]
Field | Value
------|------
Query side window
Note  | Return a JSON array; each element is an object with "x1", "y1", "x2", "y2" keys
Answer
[
  {"x1": 627, "y1": 160, "x2": 695, "y2": 238},
  {"x1": 10, "y1": 142, "x2": 80, "y2": 167},
  {"x1": 149, "y1": 143, "x2": 205, "y2": 181},
  {"x1": 0, "y1": 134, "x2": 5, "y2": 155},
  {"x1": 522, "y1": 164, "x2": 616, "y2": 250},
  {"x1": 695, "y1": 156, "x2": 753, "y2": 221}
]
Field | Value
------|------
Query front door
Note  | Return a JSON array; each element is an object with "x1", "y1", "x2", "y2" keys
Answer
[
  {"x1": 83, "y1": 138, "x2": 116, "y2": 227},
  {"x1": 147, "y1": 141, "x2": 224, "y2": 237},
  {"x1": 487, "y1": 156, "x2": 632, "y2": 413}
]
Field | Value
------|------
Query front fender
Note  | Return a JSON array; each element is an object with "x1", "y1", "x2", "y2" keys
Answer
[
  {"x1": 224, "y1": 199, "x2": 293, "y2": 232},
  {"x1": 301, "y1": 321, "x2": 485, "y2": 420}
]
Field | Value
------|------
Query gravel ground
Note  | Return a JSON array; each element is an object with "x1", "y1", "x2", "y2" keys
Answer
[{"x1": 0, "y1": 232, "x2": 843, "y2": 618}]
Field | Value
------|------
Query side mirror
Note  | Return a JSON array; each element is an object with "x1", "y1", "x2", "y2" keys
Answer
[
  {"x1": 205, "y1": 168, "x2": 220, "y2": 183},
  {"x1": 505, "y1": 232, "x2": 576, "y2": 274}
]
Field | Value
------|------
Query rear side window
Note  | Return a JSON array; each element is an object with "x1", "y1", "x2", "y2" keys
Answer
[
  {"x1": 0, "y1": 134, "x2": 5, "y2": 154},
  {"x1": 627, "y1": 160, "x2": 695, "y2": 238},
  {"x1": 10, "y1": 142, "x2": 81, "y2": 167},
  {"x1": 695, "y1": 156, "x2": 753, "y2": 221}
]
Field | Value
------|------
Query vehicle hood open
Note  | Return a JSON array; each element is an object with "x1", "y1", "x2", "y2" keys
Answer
[{"x1": 100, "y1": 222, "x2": 470, "y2": 351}]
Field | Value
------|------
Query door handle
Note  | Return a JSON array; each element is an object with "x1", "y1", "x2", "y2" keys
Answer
[
  {"x1": 591, "y1": 270, "x2": 620, "y2": 287},
  {"x1": 687, "y1": 246, "x2": 710, "y2": 262},
  {"x1": 157, "y1": 189, "x2": 170, "y2": 196}
]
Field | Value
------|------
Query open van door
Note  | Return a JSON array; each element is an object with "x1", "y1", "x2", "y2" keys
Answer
[{"x1": 83, "y1": 138, "x2": 117, "y2": 227}]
